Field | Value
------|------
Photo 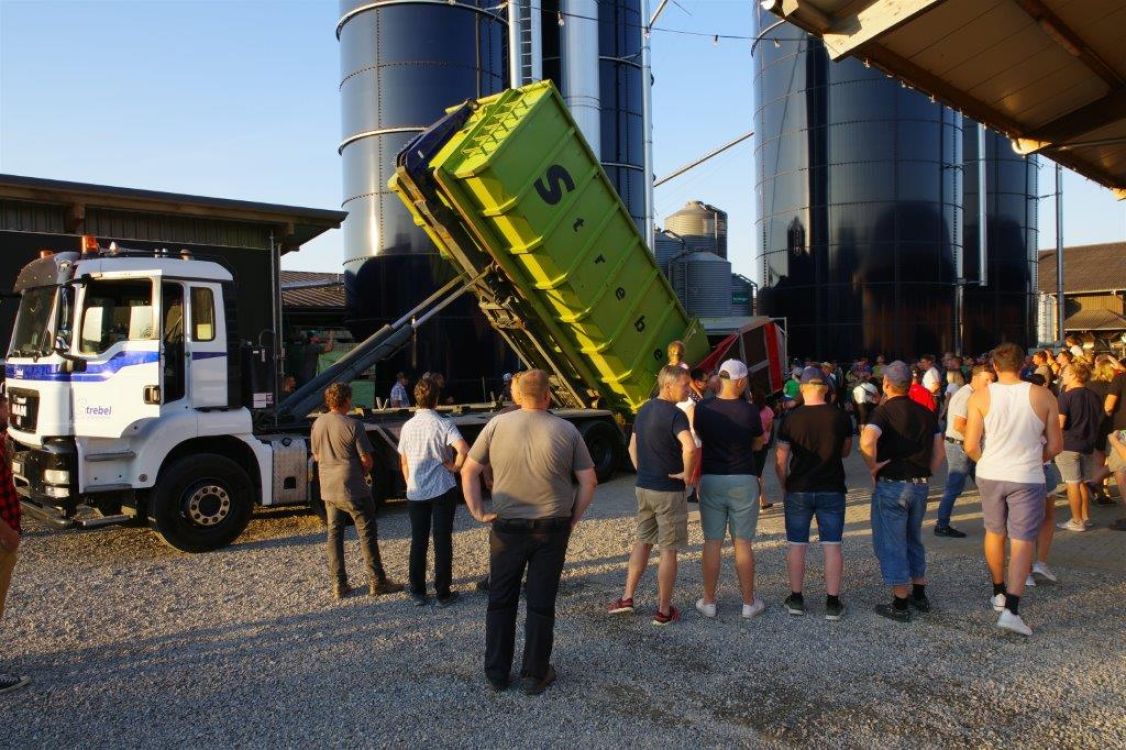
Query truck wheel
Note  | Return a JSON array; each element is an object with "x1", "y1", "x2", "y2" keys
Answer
[
  {"x1": 580, "y1": 420, "x2": 623, "y2": 483},
  {"x1": 152, "y1": 454, "x2": 253, "y2": 552}
]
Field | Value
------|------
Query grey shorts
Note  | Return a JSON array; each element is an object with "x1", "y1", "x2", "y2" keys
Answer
[
  {"x1": 1108, "y1": 437, "x2": 1126, "y2": 472},
  {"x1": 699, "y1": 474, "x2": 760, "y2": 541},
  {"x1": 635, "y1": 488, "x2": 689, "y2": 550},
  {"x1": 1055, "y1": 450, "x2": 1097, "y2": 483},
  {"x1": 977, "y1": 478, "x2": 1047, "y2": 541}
]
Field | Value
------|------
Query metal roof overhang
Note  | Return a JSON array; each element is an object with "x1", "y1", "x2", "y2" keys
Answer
[
  {"x1": 0, "y1": 173, "x2": 347, "y2": 251},
  {"x1": 762, "y1": 0, "x2": 1126, "y2": 199}
]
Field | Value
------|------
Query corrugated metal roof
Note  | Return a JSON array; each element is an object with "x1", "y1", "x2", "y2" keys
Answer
[
  {"x1": 280, "y1": 271, "x2": 344, "y2": 309},
  {"x1": 763, "y1": 0, "x2": 1126, "y2": 197},
  {"x1": 1063, "y1": 307, "x2": 1126, "y2": 330},
  {"x1": 1037, "y1": 241, "x2": 1126, "y2": 293}
]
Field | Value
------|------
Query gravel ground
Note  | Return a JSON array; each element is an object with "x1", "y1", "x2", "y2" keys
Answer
[{"x1": 3, "y1": 455, "x2": 1124, "y2": 748}]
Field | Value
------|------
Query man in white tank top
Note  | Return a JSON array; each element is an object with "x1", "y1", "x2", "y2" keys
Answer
[{"x1": 965, "y1": 343, "x2": 1062, "y2": 637}]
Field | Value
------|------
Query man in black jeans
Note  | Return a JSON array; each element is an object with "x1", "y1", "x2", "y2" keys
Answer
[{"x1": 462, "y1": 370, "x2": 598, "y2": 695}]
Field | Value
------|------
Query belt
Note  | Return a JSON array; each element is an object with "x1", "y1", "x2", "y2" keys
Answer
[
  {"x1": 878, "y1": 476, "x2": 929, "y2": 485},
  {"x1": 493, "y1": 516, "x2": 571, "y2": 532},
  {"x1": 945, "y1": 437, "x2": 964, "y2": 445}
]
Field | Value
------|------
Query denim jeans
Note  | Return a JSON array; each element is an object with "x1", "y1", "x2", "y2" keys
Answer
[
  {"x1": 783, "y1": 491, "x2": 846, "y2": 544},
  {"x1": 870, "y1": 480, "x2": 928, "y2": 586},
  {"x1": 326, "y1": 498, "x2": 387, "y2": 585},
  {"x1": 486, "y1": 517, "x2": 571, "y2": 683},
  {"x1": 937, "y1": 441, "x2": 974, "y2": 528},
  {"x1": 407, "y1": 487, "x2": 458, "y2": 597}
]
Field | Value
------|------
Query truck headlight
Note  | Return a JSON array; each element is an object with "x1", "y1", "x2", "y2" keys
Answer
[
  {"x1": 44, "y1": 485, "x2": 70, "y2": 498},
  {"x1": 11, "y1": 460, "x2": 23, "y2": 477},
  {"x1": 44, "y1": 468, "x2": 70, "y2": 485}
]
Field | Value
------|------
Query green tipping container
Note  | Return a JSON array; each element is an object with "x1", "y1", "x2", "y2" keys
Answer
[{"x1": 391, "y1": 81, "x2": 709, "y2": 412}]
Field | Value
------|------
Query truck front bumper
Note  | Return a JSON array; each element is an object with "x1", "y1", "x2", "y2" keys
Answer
[{"x1": 10, "y1": 437, "x2": 80, "y2": 525}]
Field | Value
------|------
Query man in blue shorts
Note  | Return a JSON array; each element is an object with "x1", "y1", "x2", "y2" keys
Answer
[{"x1": 775, "y1": 367, "x2": 853, "y2": 620}]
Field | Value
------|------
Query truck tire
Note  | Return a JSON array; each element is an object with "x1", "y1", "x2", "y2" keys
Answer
[
  {"x1": 580, "y1": 420, "x2": 623, "y2": 483},
  {"x1": 152, "y1": 454, "x2": 254, "y2": 552}
]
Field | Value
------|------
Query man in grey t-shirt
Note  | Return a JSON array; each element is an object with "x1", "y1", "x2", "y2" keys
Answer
[
  {"x1": 463, "y1": 370, "x2": 597, "y2": 696},
  {"x1": 311, "y1": 383, "x2": 403, "y2": 601}
]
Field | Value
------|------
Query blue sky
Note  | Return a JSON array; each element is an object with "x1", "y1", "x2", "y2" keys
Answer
[{"x1": 1, "y1": 0, "x2": 1122, "y2": 280}]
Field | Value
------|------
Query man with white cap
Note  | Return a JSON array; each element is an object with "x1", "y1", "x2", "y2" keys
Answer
[{"x1": 692, "y1": 359, "x2": 766, "y2": 620}]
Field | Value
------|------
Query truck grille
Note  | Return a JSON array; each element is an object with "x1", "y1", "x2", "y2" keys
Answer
[{"x1": 7, "y1": 387, "x2": 39, "y2": 433}]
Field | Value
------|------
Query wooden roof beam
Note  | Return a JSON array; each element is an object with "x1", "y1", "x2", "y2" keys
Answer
[
  {"x1": 823, "y1": 1, "x2": 949, "y2": 61},
  {"x1": 1013, "y1": 85, "x2": 1126, "y2": 154},
  {"x1": 1013, "y1": 0, "x2": 1124, "y2": 88}
]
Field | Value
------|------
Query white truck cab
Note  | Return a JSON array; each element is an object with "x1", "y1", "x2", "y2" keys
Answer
[{"x1": 6, "y1": 239, "x2": 306, "y2": 551}]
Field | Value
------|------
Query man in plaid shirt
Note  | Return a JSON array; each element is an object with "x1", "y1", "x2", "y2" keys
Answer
[{"x1": 0, "y1": 391, "x2": 30, "y2": 694}]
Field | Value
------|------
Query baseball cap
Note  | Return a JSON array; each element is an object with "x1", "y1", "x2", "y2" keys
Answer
[
  {"x1": 800, "y1": 366, "x2": 825, "y2": 385},
  {"x1": 883, "y1": 360, "x2": 912, "y2": 387},
  {"x1": 718, "y1": 359, "x2": 748, "y2": 380}
]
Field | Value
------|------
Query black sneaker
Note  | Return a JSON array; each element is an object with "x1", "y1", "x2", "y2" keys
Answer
[
  {"x1": 874, "y1": 603, "x2": 912, "y2": 623},
  {"x1": 909, "y1": 594, "x2": 932, "y2": 613},
  {"x1": 825, "y1": 599, "x2": 845, "y2": 621},
  {"x1": 934, "y1": 525, "x2": 967, "y2": 538},
  {"x1": 486, "y1": 673, "x2": 509, "y2": 692},
  {"x1": 521, "y1": 665, "x2": 557, "y2": 696},
  {"x1": 369, "y1": 579, "x2": 405, "y2": 596},
  {"x1": 410, "y1": 591, "x2": 429, "y2": 607},
  {"x1": 783, "y1": 593, "x2": 806, "y2": 616},
  {"x1": 332, "y1": 581, "x2": 351, "y2": 600},
  {"x1": 437, "y1": 590, "x2": 460, "y2": 608},
  {"x1": 0, "y1": 673, "x2": 30, "y2": 695}
]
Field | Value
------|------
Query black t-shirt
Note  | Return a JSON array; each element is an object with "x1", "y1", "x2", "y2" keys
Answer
[
  {"x1": 633, "y1": 398, "x2": 691, "y2": 491},
  {"x1": 1059, "y1": 386, "x2": 1104, "y2": 453},
  {"x1": 866, "y1": 396, "x2": 939, "y2": 480},
  {"x1": 1087, "y1": 381, "x2": 1113, "y2": 444},
  {"x1": 695, "y1": 397, "x2": 764, "y2": 476},
  {"x1": 777, "y1": 404, "x2": 852, "y2": 493},
  {"x1": 1109, "y1": 373, "x2": 1126, "y2": 430}
]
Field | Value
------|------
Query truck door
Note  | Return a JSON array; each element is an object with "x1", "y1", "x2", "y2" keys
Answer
[
  {"x1": 186, "y1": 283, "x2": 227, "y2": 408},
  {"x1": 72, "y1": 277, "x2": 163, "y2": 437}
]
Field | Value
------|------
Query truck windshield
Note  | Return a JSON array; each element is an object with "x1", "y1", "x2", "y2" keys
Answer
[{"x1": 9, "y1": 286, "x2": 59, "y2": 358}]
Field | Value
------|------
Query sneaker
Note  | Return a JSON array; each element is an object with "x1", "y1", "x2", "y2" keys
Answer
[
  {"x1": 874, "y1": 603, "x2": 912, "y2": 623},
  {"x1": 436, "y1": 591, "x2": 460, "y2": 608},
  {"x1": 652, "y1": 605, "x2": 680, "y2": 626},
  {"x1": 909, "y1": 594, "x2": 931, "y2": 613},
  {"x1": 741, "y1": 596, "x2": 766, "y2": 619},
  {"x1": 996, "y1": 609, "x2": 1032, "y2": 636},
  {"x1": 783, "y1": 593, "x2": 806, "y2": 616},
  {"x1": 1025, "y1": 575, "x2": 1036, "y2": 588},
  {"x1": 521, "y1": 665, "x2": 557, "y2": 696},
  {"x1": 410, "y1": 591, "x2": 430, "y2": 607},
  {"x1": 0, "y1": 674, "x2": 30, "y2": 695},
  {"x1": 990, "y1": 593, "x2": 1006, "y2": 612},
  {"x1": 332, "y1": 581, "x2": 351, "y2": 600},
  {"x1": 607, "y1": 597, "x2": 635, "y2": 615},
  {"x1": 1032, "y1": 562, "x2": 1057, "y2": 582},
  {"x1": 1083, "y1": 519, "x2": 1094, "y2": 528},
  {"x1": 934, "y1": 525, "x2": 967, "y2": 538},
  {"x1": 825, "y1": 599, "x2": 846, "y2": 621},
  {"x1": 1056, "y1": 520, "x2": 1087, "y2": 532},
  {"x1": 475, "y1": 577, "x2": 490, "y2": 593},
  {"x1": 369, "y1": 579, "x2": 405, "y2": 596},
  {"x1": 695, "y1": 598, "x2": 717, "y2": 618}
]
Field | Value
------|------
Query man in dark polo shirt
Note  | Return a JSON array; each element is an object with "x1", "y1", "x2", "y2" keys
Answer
[
  {"x1": 462, "y1": 370, "x2": 597, "y2": 696},
  {"x1": 775, "y1": 366, "x2": 853, "y2": 620},
  {"x1": 608, "y1": 365, "x2": 698, "y2": 626},
  {"x1": 859, "y1": 361, "x2": 945, "y2": 623}
]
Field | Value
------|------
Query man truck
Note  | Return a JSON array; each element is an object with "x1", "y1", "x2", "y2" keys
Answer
[{"x1": 6, "y1": 81, "x2": 784, "y2": 551}]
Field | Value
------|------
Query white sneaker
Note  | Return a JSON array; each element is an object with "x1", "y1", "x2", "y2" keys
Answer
[
  {"x1": 1032, "y1": 562, "x2": 1058, "y2": 582},
  {"x1": 1025, "y1": 575, "x2": 1036, "y2": 588},
  {"x1": 990, "y1": 593, "x2": 1006, "y2": 612},
  {"x1": 1056, "y1": 520, "x2": 1087, "y2": 532},
  {"x1": 695, "y1": 598, "x2": 717, "y2": 618},
  {"x1": 741, "y1": 596, "x2": 766, "y2": 619},
  {"x1": 996, "y1": 609, "x2": 1032, "y2": 636}
]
